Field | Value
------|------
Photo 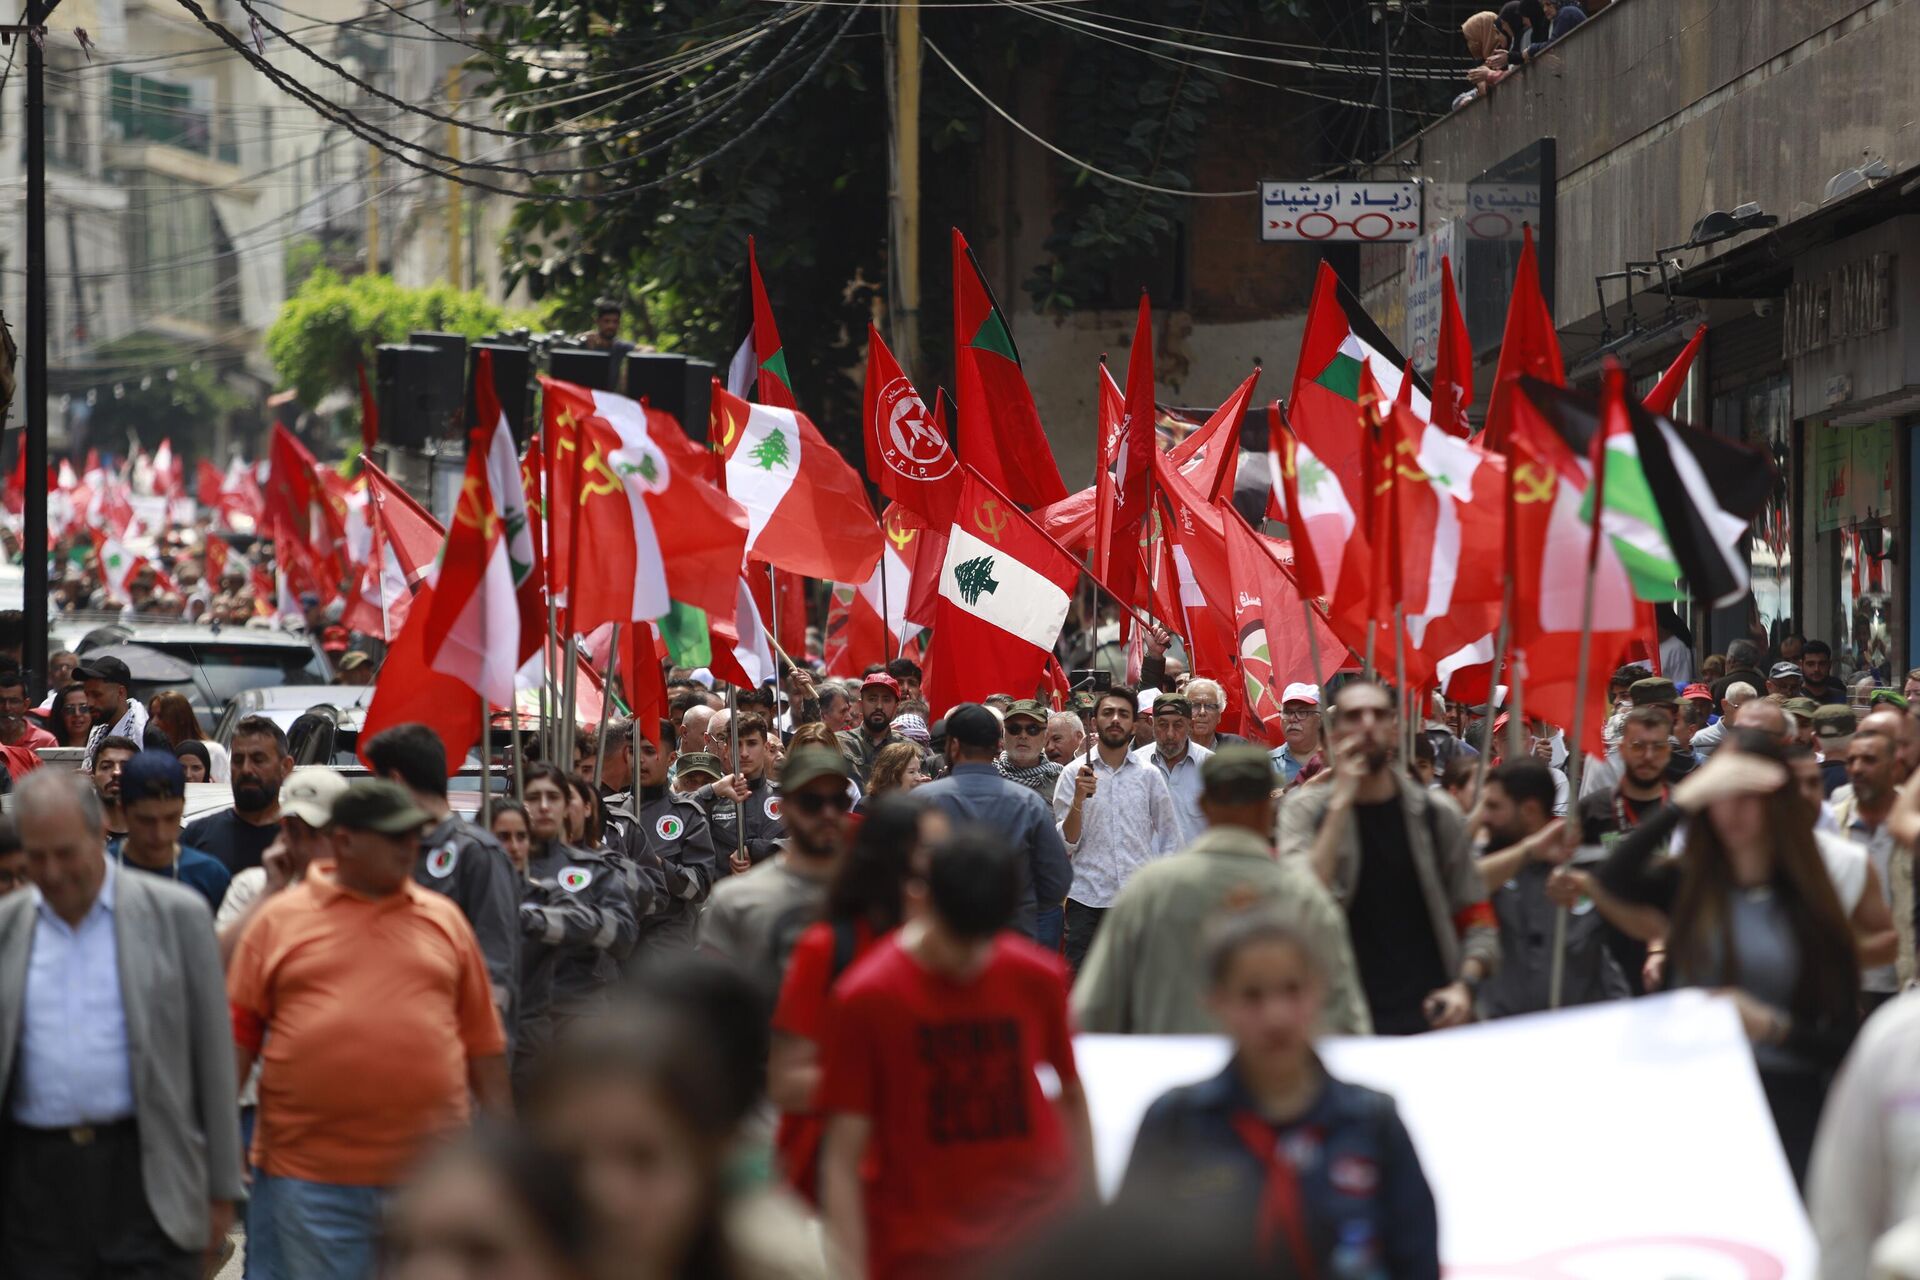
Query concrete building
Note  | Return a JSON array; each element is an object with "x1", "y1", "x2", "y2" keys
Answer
[{"x1": 1356, "y1": 0, "x2": 1920, "y2": 683}]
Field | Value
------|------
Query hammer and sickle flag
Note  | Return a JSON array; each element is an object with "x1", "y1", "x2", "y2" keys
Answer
[{"x1": 924, "y1": 467, "x2": 1081, "y2": 712}]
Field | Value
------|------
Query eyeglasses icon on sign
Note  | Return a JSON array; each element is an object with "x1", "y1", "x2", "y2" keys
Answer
[
  {"x1": 1289, "y1": 211, "x2": 1407, "y2": 241},
  {"x1": 1466, "y1": 210, "x2": 1517, "y2": 240}
]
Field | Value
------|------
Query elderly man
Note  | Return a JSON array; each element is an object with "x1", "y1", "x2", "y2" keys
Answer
[
  {"x1": 1766, "y1": 662, "x2": 1806, "y2": 700},
  {"x1": 0, "y1": 769, "x2": 242, "y2": 1277},
  {"x1": 1270, "y1": 682, "x2": 1325, "y2": 786},
  {"x1": 1181, "y1": 678, "x2": 1248, "y2": 751},
  {"x1": 1691, "y1": 682, "x2": 1759, "y2": 757},
  {"x1": 1043, "y1": 711, "x2": 1085, "y2": 765},
  {"x1": 1132, "y1": 694, "x2": 1212, "y2": 846},
  {"x1": 997, "y1": 699, "x2": 1063, "y2": 798}
]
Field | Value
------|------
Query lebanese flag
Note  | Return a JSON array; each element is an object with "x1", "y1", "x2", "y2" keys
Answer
[
  {"x1": 90, "y1": 528, "x2": 154, "y2": 604},
  {"x1": 712, "y1": 383, "x2": 883, "y2": 583},
  {"x1": 1431, "y1": 256, "x2": 1474, "y2": 437},
  {"x1": 825, "y1": 542, "x2": 922, "y2": 677},
  {"x1": 744, "y1": 236, "x2": 798, "y2": 410},
  {"x1": 952, "y1": 229, "x2": 1068, "y2": 507},
  {"x1": 540, "y1": 378, "x2": 749, "y2": 631},
  {"x1": 923, "y1": 468, "x2": 1080, "y2": 711},
  {"x1": 1268, "y1": 403, "x2": 1355, "y2": 604},
  {"x1": 862, "y1": 324, "x2": 962, "y2": 526},
  {"x1": 363, "y1": 462, "x2": 446, "y2": 596},
  {"x1": 1218, "y1": 501, "x2": 1342, "y2": 738}
]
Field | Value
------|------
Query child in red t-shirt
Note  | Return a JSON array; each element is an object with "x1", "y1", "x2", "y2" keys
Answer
[{"x1": 818, "y1": 827, "x2": 1094, "y2": 1280}]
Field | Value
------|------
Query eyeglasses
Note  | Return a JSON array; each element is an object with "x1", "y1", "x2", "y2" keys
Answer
[
  {"x1": 1188, "y1": 702, "x2": 1221, "y2": 714},
  {"x1": 1005, "y1": 722, "x2": 1043, "y2": 737},
  {"x1": 1279, "y1": 707, "x2": 1317, "y2": 720},
  {"x1": 787, "y1": 791, "x2": 851, "y2": 816}
]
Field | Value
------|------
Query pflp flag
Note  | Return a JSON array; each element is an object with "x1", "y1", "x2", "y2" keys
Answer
[
  {"x1": 924, "y1": 468, "x2": 1081, "y2": 712},
  {"x1": 1217, "y1": 501, "x2": 1343, "y2": 735},
  {"x1": 952, "y1": 228, "x2": 1068, "y2": 508},
  {"x1": 712, "y1": 382, "x2": 884, "y2": 584},
  {"x1": 862, "y1": 324, "x2": 962, "y2": 527}
]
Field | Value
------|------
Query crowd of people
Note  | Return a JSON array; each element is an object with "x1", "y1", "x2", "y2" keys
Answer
[
  {"x1": 1454, "y1": 0, "x2": 1598, "y2": 110},
  {"x1": 4, "y1": 607, "x2": 1920, "y2": 1279}
]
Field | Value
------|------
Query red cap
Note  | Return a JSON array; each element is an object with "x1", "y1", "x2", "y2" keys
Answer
[
  {"x1": 861, "y1": 673, "x2": 901, "y2": 696},
  {"x1": 321, "y1": 626, "x2": 350, "y2": 654},
  {"x1": 1680, "y1": 683, "x2": 1713, "y2": 703}
]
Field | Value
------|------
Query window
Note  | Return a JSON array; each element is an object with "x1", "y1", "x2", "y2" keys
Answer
[{"x1": 110, "y1": 70, "x2": 211, "y2": 155}]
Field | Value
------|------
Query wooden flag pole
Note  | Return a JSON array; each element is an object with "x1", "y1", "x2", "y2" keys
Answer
[
  {"x1": 480, "y1": 697, "x2": 494, "y2": 826},
  {"x1": 510, "y1": 706, "x2": 526, "y2": 805},
  {"x1": 1302, "y1": 598, "x2": 1328, "y2": 707},
  {"x1": 559, "y1": 631, "x2": 580, "y2": 772},
  {"x1": 1393, "y1": 605, "x2": 1410, "y2": 770},
  {"x1": 591, "y1": 623, "x2": 621, "y2": 791}
]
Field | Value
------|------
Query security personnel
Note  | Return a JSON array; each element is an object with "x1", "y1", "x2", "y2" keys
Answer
[
  {"x1": 616, "y1": 719, "x2": 719, "y2": 958},
  {"x1": 708, "y1": 711, "x2": 785, "y2": 870},
  {"x1": 519, "y1": 763, "x2": 644, "y2": 1037}
]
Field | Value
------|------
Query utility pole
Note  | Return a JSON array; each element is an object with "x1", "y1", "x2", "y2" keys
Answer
[
  {"x1": 446, "y1": 68, "x2": 462, "y2": 289},
  {"x1": 20, "y1": 0, "x2": 59, "y2": 697},
  {"x1": 1373, "y1": 1, "x2": 1398, "y2": 158},
  {"x1": 886, "y1": 0, "x2": 921, "y2": 366}
]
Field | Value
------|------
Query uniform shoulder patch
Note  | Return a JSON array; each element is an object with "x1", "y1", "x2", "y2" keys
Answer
[
  {"x1": 655, "y1": 814, "x2": 685, "y2": 841},
  {"x1": 558, "y1": 866, "x2": 593, "y2": 893},
  {"x1": 764, "y1": 795, "x2": 782, "y2": 821},
  {"x1": 426, "y1": 845, "x2": 459, "y2": 878}
]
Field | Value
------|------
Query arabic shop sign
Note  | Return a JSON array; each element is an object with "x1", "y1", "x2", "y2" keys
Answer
[
  {"x1": 1259, "y1": 181, "x2": 1423, "y2": 243},
  {"x1": 1782, "y1": 251, "x2": 1895, "y2": 360}
]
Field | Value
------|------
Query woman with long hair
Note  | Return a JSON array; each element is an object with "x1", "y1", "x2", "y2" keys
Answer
[
  {"x1": 491, "y1": 798, "x2": 533, "y2": 875},
  {"x1": 1122, "y1": 910, "x2": 1438, "y2": 1277},
  {"x1": 563, "y1": 775, "x2": 607, "y2": 851},
  {"x1": 1598, "y1": 731, "x2": 1861, "y2": 1183},
  {"x1": 858, "y1": 742, "x2": 926, "y2": 811},
  {"x1": 147, "y1": 690, "x2": 230, "y2": 780},
  {"x1": 768, "y1": 794, "x2": 947, "y2": 1202},
  {"x1": 383, "y1": 1127, "x2": 595, "y2": 1280},
  {"x1": 51, "y1": 684, "x2": 93, "y2": 748}
]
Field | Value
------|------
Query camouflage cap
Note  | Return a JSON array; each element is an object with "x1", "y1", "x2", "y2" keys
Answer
[
  {"x1": 1782, "y1": 696, "x2": 1820, "y2": 719},
  {"x1": 1628, "y1": 677, "x2": 1679, "y2": 707},
  {"x1": 781, "y1": 744, "x2": 851, "y2": 792},
  {"x1": 1005, "y1": 698, "x2": 1050, "y2": 724},
  {"x1": 1200, "y1": 744, "x2": 1278, "y2": 795}
]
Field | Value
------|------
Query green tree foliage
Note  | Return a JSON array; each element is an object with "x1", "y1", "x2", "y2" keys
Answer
[{"x1": 265, "y1": 269, "x2": 534, "y2": 408}]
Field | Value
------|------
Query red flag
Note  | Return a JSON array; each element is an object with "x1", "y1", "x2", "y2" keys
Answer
[
  {"x1": 1092, "y1": 363, "x2": 1125, "y2": 580},
  {"x1": 1643, "y1": 324, "x2": 1706, "y2": 417},
  {"x1": 887, "y1": 502, "x2": 945, "y2": 630},
  {"x1": 356, "y1": 583, "x2": 485, "y2": 774},
  {"x1": 195, "y1": 460, "x2": 225, "y2": 511},
  {"x1": 1218, "y1": 501, "x2": 1342, "y2": 738},
  {"x1": 1483, "y1": 225, "x2": 1563, "y2": 453},
  {"x1": 2, "y1": 443, "x2": 24, "y2": 516},
  {"x1": 952, "y1": 228, "x2": 1068, "y2": 507},
  {"x1": 624, "y1": 623, "x2": 670, "y2": 749},
  {"x1": 265, "y1": 424, "x2": 346, "y2": 598},
  {"x1": 923, "y1": 468, "x2": 1081, "y2": 711},
  {"x1": 749, "y1": 565, "x2": 808, "y2": 662},
  {"x1": 862, "y1": 324, "x2": 962, "y2": 526},
  {"x1": 747, "y1": 237, "x2": 798, "y2": 411},
  {"x1": 1115, "y1": 295, "x2": 1156, "y2": 529},
  {"x1": 1432, "y1": 255, "x2": 1474, "y2": 437},
  {"x1": 357, "y1": 362, "x2": 379, "y2": 453},
  {"x1": 204, "y1": 534, "x2": 230, "y2": 586},
  {"x1": 1169, "y1": 367, "x2": 1261, "y2": 506}
]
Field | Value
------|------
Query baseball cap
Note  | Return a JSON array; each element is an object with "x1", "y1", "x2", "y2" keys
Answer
[
  {"x1": 781, "y1": 745, "x2": 851, "y2": 792},
  {"x1": 320, "y1": 626, "x2": 350, "y2": 654},
  {"x1": 1201, "y1": 745, "x2": 1278, "y2": 794},
  {"x1": 1281, "y1": 682, "x2": 1321, "y2": 707},
  {"x1": 1005, "y1": 698, "x2": 1049, "y2": 724},
  {"x1": 944, "y1": 703, "x2": 1002, "y2": 751},
  {"x1": 1811, "y1": 704, "x2": 1857, "y2": 741},
  {"x1": 1783, "y1": 696, "x2": 1820, "y2": 719},
  {"x1": 281, "y1": 766, "x2": 351, "y2": 827},
  {"x1": 1869, "y1": 689, "x2": 1912, "y2": 711},
  {"x1": 1137, "y1": 689, "x2": 1160, "y2": 714},
  {"x1": 1680, "y1": 683, "x2": 1714, "y2": 704},
  {"x1": 1628, "y1": 677, "x2": 1680, "y2": 707},
  {"x1": 338, "y1": 651, "x2": 370, "y2": 672},
  {"x1": 1153, "y1": 694, "x2": 1192, "y2": 719},
  {"x1": 675, "y1": 752, "x2": 725, "y2": 782},
  {"x1": 75, "y1": 655, "x2": 132, "y2": 687},
  {"x1": 120, "y1": 750, "x2": 186, "y2": 803},
  {"x1": 861, "y1": 673, "x2": 901, "y2": 697},
  {"x1": 329, "y1": 779, "x2": 432, "y2": 835},
  {"x1": 1770, "y1": 662, "x2": 1803, "y2": 680}
]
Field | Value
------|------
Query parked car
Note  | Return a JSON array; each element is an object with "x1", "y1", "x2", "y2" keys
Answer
[
  {"x1": 55, "y1": 617, "x2": 331, "y2": 726},
  {"x1": 213, "y1": 684, "x2": 374, "y2": 767}
]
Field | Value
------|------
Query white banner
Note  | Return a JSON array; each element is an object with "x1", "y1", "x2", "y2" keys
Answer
[{"x1": 1077, "y1": 991, "x2": 1814, "y2": 1278}]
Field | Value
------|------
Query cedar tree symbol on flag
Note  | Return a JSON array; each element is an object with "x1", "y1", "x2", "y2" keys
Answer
[
  {"x1": 749, "y1": 427, "x2": 790, "y2": 472},
  {"x1": 954, "y1": 556, "x2": 999, "y2": 607}
]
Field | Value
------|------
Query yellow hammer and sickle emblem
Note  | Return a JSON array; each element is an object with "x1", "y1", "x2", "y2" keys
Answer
[
  {"x1": 1394, "y1": 439, "x2": 1431, "y2": 484},
  {"x1": 454, "y1": 476, "x2": 501, "y2": 539},
  {"x1": 1514, "y1": 462, "x2": 1555, "y2": 505},
  {"x1": 974, "y1": 498, "x2": 1010, "y2": 545},
  {"x1": 712, "y1": 403, "x2": 743, "y2": 454},
  {"x1": 577, "y1": 443, "x2": 621, "y2": 502},
  {"x1": 885, "y1": 511, "x2": 918, "y2": 551}
]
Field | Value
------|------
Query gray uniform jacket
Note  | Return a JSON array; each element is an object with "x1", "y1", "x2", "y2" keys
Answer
[
  {"x1": 523, "y1": 840, "x2": 641, "y2": 1008},
  {"x1": 0, "y1": 867, "x2": 243, "y2": 1250},
  {"x1": 707, "y1": 774, "x2": 785, "y2": 867},
  {"x1": 413, "y1": 815, "x2": 522, "y2": 1034},
  {"x1": 1478, "y1": 861, "x2": 1629, "y2": 1017},
  {"x1": 1278, "y1": 772, "x2": 1502, "y2": 981},
  {"x1": 618, "y1": 787, "x2": 719, "y2": 955}
]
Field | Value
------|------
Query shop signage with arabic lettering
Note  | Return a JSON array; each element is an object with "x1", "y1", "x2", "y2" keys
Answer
[{"x1": 1259, "y1": 181, "x2": 1423, "y2": 243}]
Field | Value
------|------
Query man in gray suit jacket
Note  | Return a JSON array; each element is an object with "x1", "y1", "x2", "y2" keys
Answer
[{"x1": 0, "y1": 768, "x2": 243, "y2": 1277}]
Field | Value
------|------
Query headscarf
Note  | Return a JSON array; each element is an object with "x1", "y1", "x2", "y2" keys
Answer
[
  {"x1": 1461, "y1": 10, "x2": 1501, "y2": 61},
  {"x1": 890, "y1": 713, "x2": 930, "y2": 746}
]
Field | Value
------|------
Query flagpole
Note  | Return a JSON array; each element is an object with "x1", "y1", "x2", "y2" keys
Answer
[
  {"x1": 591, "y1": 623, "x2": 621, "y2": 791},
  {"x1": 880, "y1": 548, "x2": 897, "y2": 664},
  {"x1": 1467, "y1": 584, "x2": 1513, "y2": 809},
  {"x1": 559, "y1": 629, "x2": 580, "y2": 772},
  {"x1": 480, "y1": 698, "x2": 494, "y2": 826},
  {"x1": 545, "y1": 597, "x2": 561, "y2": 761},
  {"x1": 1302, "y1": 599, "x2": 1328, "y2": 707},
  {"x1": 510, "y1": 706, "x2": 526, "y2": 805},
  {"x1": 727, "y1": 684, "x2": 747, "y2": 872}
]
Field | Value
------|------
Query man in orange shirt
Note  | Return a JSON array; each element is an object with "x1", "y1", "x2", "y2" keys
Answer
[{"x1": 228, "y1": 779, "x2": 509, "y2": 1280}]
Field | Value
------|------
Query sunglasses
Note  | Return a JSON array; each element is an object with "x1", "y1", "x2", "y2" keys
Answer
[
  {"x1": 787, "y1": 790, "x2": 851, "y2": 816},
  {"x1": 1005, "y1": 722, "x2": 1043, "y2": 737}
]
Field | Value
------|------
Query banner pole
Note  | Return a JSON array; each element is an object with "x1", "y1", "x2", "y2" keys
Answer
[
  {"x1": 510, "y1": 703, "x2": 526, "y2": 805},
  {"x1": 1467, "y1": 585, "x2": 1513, "y2": 810},
  {"x1": 1302, "y1": 599, "x2": 1328, "y2": 708},
  {"x1": 591, "y1": 622, "x2": 621, "y2": 792},
  {"x1": 480, "y1": 697, "x2": 493, "y2": 826},
  {"x1": 559, "y1": 629, "x2": 580, "y2": 773},
  {"x1": 727, "y1": 684, "x2": 747, "y2": 872}
]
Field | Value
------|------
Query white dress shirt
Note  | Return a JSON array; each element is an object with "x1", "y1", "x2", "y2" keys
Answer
[
  {"x1": 1053, "y1": 751, "x2": 1182, "y2": 908},
  {"x1": 1131, "y1": 739, "x2": 1213, "y2": 846},
  {"x1": 12, "y1": 862, "x2": 136, "y2": 1127}
]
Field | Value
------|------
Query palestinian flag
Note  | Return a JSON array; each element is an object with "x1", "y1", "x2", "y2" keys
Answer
[
  {"x1": 1291, "y1": 259, "x2": 1430, "y2": 420},
  {"x1": 952, "y1": 229, "x2": 1068, "y2": 508},
  {"x1": 924, "y1": 468, "x2": 1079, "y2": 711},
  {"x1": 1588, "y1": 365, "x2": 1772, "y2": 607}
]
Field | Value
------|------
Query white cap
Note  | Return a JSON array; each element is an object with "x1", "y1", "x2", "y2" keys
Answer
[
  {"x1": 1137, "y1": 688, "x2": 1160, "y2": 713},
  {"x1": 689, "y1": 667, "x2": 714, "y2": 689},
  {"x1": 1280, "y1": 682, "x2": 1321, "y2": 707},
  {"x1": 280, "y1": 766, "x2": 350, "y2": 827}
]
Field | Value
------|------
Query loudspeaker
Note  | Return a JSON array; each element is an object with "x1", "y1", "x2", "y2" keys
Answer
[
  {"x1": 683, "y1": 359, "x2": 716, "y2": 445},
  {"x1": 548, "y1": 347, "x2": 615, "y2": 392},
  {"x1": 625, "y1": 352, "x2": 687, "y2": 419},
  {"x1": 406, "y1": 331, "x2": 469, "y2": 440},
  {"x1": 375, "y1": 344, "x2": 457, "y2": 449},
  {"x1": 469, "y1": 343, "x2": 534, "y2": 445}
]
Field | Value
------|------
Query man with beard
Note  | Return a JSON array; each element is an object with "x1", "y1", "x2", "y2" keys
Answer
[
  {"x1": 364, "y1": 723, "x2": 524, "y2": 1034},
  {"x1": 1475, "y1": 760, "x2": 1629, "y2": 1016},
  {"x1": 1053, "y1": 687, "x2": 1181, "y2": 971},
  {"x1": 1575, "y1": 706, "x2": 1679, "y2": 992},
  {"x1": 90, "y1": 734, "x2": 139, "y2": 846},
  {"x1": 1834, "y1": 727, "x2": 1906, "y2": 1006},
  {"x1": 182, "y1": 715, "x2": 293, "y2": 874},
  {"x1": 1269, "y1": 683, "x2": 1325, "y2": 786},
  {"x1": 0, "y1": 664, "x2": 53, "y2": 750},
  {"x1": 1279, "y1": 681, "x2": 1497, "y2": 1034},
  {"x1": 1802, "y1": 639, "x2": 1848, "y2": 705},
  {"x1": 997, "y1": 700, "x2": 1063, "y2": 798},
  {"x1": 1044, "y1": 711, "x2": 1085, "y2": 765},
  {"x1": 617, "y1": 717, "x2": 718, "y2": 958},
  {"x1": 701, "y1": 747, "x2": 853, "y2": 997},
  {"x1": 1132, "y1": 695, "x2": 1211, "y2": 846},
  {"x1": 836, "y1": 673, "x2": 911, "y2": 786},
  {"x1": 77, "y1": 655, "x2": 147, "y2": 767},
  {"x1": 707, "y1": 712, "x2": 785, "y2": 873}
]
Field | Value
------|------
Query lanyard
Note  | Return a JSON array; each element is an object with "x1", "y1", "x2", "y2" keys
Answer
[
  {"x1": 1612, "y1": 787, "x2": 1667, "y2": 833},
  {"x1": 1229, "y1": 1111, "x2": 1320, "y2": 1280}
]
